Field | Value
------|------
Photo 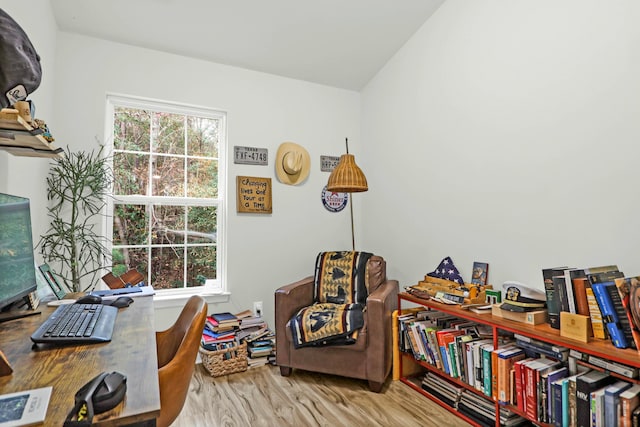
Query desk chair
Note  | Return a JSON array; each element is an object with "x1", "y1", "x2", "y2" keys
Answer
[{"x1": 156, "y1": 295, "x2": 208, "y2": 427}]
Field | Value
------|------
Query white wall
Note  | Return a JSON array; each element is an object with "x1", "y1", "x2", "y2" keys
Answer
[
  {"x1": 0, "y1": 1, "x2": 57, "y2": 248},
  {"x1": 51, "y1": 33, "x2": 360, "y2": 327},
  {"x1": 361, "y1": 0, "x2": 640, "y2": 293}
]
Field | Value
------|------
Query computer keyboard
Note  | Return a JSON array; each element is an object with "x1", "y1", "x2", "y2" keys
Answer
[{"x1": 31, "y1": 303, "x2": 118, "y2": 344}]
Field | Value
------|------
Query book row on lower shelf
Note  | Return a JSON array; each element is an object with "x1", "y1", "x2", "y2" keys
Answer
[{"x1": 399, "y1": 307, "x2": 640, "y2": 427}]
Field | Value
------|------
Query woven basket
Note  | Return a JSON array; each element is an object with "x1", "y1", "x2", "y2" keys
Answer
[{"x1": 199, "y1": 342, "x2": 248, "y2": 377}]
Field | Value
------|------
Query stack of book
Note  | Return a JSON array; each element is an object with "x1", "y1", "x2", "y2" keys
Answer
[
  {"x1": 201, "y1": 311, "x2": 240, "y2": 351},
  {"x1": 458, "y1": 389, "x2": 528, "y2": 427},
  {"x1": 243, "y1": 326, "x2": 275, "y2": 368},
  {"x1": 235, "y1": 310, "x2": 268, "y2": 341}
]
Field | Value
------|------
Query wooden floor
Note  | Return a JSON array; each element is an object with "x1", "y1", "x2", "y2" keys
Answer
[{"x1": 172, "y1": 363, "x2": 472, "y2": 427}]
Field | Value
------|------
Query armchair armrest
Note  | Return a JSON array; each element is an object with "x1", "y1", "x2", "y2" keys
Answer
[
  {"x1": 275, "y1": 276, "x2": 315, "y2": 367},
  {"x1": 365, "y1": 278, "x2": 399, "y2": 385},
  {"x1": 366, "y1": 278, "x2": 399, "y2": 337}
]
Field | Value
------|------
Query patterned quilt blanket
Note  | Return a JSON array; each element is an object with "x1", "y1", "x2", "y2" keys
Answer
[{"x1": 289, "y1": 302, "x2": 364, "y2": 348}]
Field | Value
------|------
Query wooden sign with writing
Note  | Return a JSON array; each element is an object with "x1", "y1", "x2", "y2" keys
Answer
[{"x1": 236, "y1": 176, "x2": 272, "y2": 214}]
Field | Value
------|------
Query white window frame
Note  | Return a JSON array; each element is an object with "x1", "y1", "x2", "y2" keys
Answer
[{"x1": 104, "y1": 94, "x2": 228, "y2": 306}]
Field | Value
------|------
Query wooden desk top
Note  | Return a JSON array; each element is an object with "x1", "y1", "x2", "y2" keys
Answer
[{"x1": 0, "y1": 297, "x2": 160, "y2": 426}]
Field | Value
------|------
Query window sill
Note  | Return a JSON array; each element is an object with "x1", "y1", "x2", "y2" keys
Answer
[{"x1": 152, "y1": 289, "x2": 230, "y2": 309}]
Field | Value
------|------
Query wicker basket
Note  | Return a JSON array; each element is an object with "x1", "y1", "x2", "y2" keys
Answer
[{"x1": 199, "y1": 342, "x2": 248, "y2": 377}]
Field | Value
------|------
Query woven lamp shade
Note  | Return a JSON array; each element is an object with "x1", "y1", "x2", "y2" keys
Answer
[{"x1": 327, "y1": 154, "x2": 368, "y2": 193}]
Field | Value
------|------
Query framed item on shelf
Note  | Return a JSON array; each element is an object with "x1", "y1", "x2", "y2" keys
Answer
[
  {"x1": 470, "y1": 262, "x2": 489, "y2": 286},
  {"x1": 37, "y1": 263, "x2": 66, "y2": 300}
]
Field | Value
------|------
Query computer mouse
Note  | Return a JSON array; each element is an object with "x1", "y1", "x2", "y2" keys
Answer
[
  {"x1": 75, "y1": 295, "x2": 103, "y2": 304},
  {"x1": 109, "y1": 296, "x2": 134, "y2": 308}
]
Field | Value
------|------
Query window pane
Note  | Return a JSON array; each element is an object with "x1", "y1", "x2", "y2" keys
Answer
[
  {"x1": 109, "y1": 96, "x2": 224, "y2": 291},
  {"x1": 152, "y1": 155, "x2": 184, "y2": 197},
  {"x1": 111, "y1": 247, "x2": 148, "y2": 281},
  {"x1": 187, "y1": 206, "x2": 217, "y2": 243},
  {"x1": 187, "y1": 246, "x2": 216, "y2": 285},
  {"x1": 113, "y1": 152, "x2": 149, "y2": 195},
  {"x1": 187, "y1": 158, "x2": 218, "y2": 198},
  {"x1": 187, "y1": 117, "x2": 219, "y2": 157},
  {"x1": 151, "y1": 246, "x2": 184, "y2": 289},
  {"x1": 151, "y1": 205, "x2": 185, "y2": 245},
  {"x1": 152, "y1": 112, "x2": 185, "y2": 155},
  {"x1": 114, "y1": 107, "x2": 150, "y2": 151},
  {"x1": 113, "y1": 204, "x2": 148, "y2": 245}
]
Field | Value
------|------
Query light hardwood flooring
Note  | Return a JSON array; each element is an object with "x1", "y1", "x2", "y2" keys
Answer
[{"x1": 172, "y1": 363, "x2": 472, "y2": 427}]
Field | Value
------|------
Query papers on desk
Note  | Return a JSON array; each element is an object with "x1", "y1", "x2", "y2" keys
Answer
[
  {"x1": 91, "y1": 285, "x2": 155, "y2": 301},
  {"x1": 0, "y1": 386, "x2": 52, "y2": 427}
]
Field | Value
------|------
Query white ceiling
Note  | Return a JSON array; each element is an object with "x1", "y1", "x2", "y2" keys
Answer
[{"x1": 50, "y1": 0, "x2": 444, "y2": 91}]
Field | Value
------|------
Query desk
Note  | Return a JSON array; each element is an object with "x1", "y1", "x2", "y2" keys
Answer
[{"x1": 0, "y1": 296, "x2": 161, "y2": 426}]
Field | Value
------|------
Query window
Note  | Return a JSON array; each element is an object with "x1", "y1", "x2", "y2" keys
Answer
[{"x1": 105, "y1": 95, "x2": 226, "y2": 294}]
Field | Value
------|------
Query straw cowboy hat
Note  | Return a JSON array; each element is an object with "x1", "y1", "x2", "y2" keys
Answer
[{"x1": 275, "y1": 142, "x2": 310, "y2": 185}]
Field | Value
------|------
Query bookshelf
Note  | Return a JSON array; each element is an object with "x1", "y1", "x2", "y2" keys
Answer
[{"x1": 397, "y1": 292, "x2": 640, "y2": 427}]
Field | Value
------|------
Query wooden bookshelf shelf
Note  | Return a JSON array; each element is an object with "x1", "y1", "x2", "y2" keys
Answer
[
  {"x1": 397, "y1": 292, "x2": 640, "y2": 427},
  {"x1": 0, "y1": 116, "x2": 62, "y2": 158}
]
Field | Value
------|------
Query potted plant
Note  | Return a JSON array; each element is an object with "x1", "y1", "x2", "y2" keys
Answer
[{"x1": 38, "y1": 146, "x2": 112, "y2": 293}]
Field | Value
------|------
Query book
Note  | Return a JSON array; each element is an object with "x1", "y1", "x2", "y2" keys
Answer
[
  {"x1": 615, "y1": 276, "x2": 640, "y2": 354},
  {"x1": 576, "y1": 370, "x2": 614, "y2": 427},
  {"x1": 497, "y1": 346, "x2": 525, "y2": 405},
  {"x1": 514, "y1": 357, "x2": 535, "y2": 411},
  {"x1": 514, "y1": 333, "x2": 569, "y2": 361},
  {"x1": 573, "y1": 277, "x2": 591, "y2": 317},
  {"x1": 542, "y1": 366, "x2": 568, "y2": 424},
  {"x1": 604, "y1": 380, "x2": 631, "y2": 427},
  {"x1": 591, "y1": 281, "x2": 630, "y2": 348},
  {"x1": 590, "y1": 386, "x2": 607, "y2": 427},
  {"x1": 481, "y1": 343, "x2": 495, "y2": 397},
  {"x1": 554, "y1": 274, "x2": 571, "y2": 317},
  {"x1": 551, "y1": 376, "x2": 568, "y2": 427},
  {"x1": 563, "y1": 268, "x2": 580, "y2": 314},
  {"x1": 583, "y1": 267, "x2": 621, "y2": 338},
  {"x1": 211, "y1": 312, "x2": 239, "y2": 324},
  {"x1": 471, "y1": 338, "x2": 493, "y2": 391},
  {"x1": 620, "y1": 384, "x2": 640, "y2": 427},
  {"x1": 436, "y1": 329, "x2": 463, "y2": 375},
  {"x1": 408, "y1": 322, "x2": 428, "y2": 362},
  {"x1": 0, "y1": 386, "x2": 52, "y2": 427},
  {"x1": 543, "y1": 267, "x2": 568, "y2": 329},
  {"x1": 568, "y1": 372, "x2": 586, "y2": 427},
  {"x1": 523, "y1": 358, "x2": 558, "y2": 420},
  {"x1": 536, "y1": 360, "x2": 562, "y2": 423},
  {"x1": 585, "y1": 279, "x2": 608, "y2": 340},
  {"x1": 453, "y1": 334, "x2": 474, "y2": 381}
]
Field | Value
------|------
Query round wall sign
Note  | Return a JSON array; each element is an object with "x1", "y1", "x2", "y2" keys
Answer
[{"x1": 321, "y1": 186, "x2": 349, "y2": 212}]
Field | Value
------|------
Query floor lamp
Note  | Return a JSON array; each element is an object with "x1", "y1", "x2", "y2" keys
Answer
[{"x1": 326, "y1": 138, "x2": 368, "y2": 251}]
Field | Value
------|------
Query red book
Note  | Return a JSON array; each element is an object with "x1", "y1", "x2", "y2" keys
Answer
[{"x1": 513, "y1": 357, "x2": 535, "y2": 411}]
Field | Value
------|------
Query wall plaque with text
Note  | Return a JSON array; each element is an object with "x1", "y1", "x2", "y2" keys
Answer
[{"x1": 236, "y1": 176, "x2": 272, "y2": 214}]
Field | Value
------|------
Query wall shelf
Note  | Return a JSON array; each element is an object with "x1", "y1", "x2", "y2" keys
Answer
[{"x1": 0, "y1": 115, "x2": 62, "y2": 158}]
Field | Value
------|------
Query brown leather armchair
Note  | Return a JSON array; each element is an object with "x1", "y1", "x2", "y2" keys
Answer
[
  {"x1": 156, "y1": 295, "x2": 208, "y2": 427},
  {"x1": 275, "y1": 252, "x2": 398, "y2": 392}
]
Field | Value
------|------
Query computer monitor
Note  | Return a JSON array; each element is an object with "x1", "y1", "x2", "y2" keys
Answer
[{"x1": 0, "y1": 193, "x2": 37, "y2": 312}]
